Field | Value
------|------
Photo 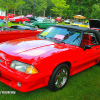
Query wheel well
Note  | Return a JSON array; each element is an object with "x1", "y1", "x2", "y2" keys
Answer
[
  {"x1": 54, "y1": 61, "x2": 71, "y2": 71},
  {"x1": 35, "y1": 25, "x2": 39, "y2": 27},
  {"x1": 64, "y1": 62, "x2": 71, "y2": 68}
]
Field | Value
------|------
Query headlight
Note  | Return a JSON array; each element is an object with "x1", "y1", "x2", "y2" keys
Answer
[{"x1": 10, "y1": 60, "x2": 38, "y2": 74}]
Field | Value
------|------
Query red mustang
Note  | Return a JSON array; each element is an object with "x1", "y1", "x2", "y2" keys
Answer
[
  {"x1": 9, "y1": 16, "x2": 30, "y2": 24},
  {"x1": 0, "y1": 25, "x2": 100, "y2": 92}
]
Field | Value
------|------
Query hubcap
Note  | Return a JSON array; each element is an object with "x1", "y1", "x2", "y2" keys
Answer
[
  {"x1": 55, "y1": 68, "x2": 68, "y2": 88},
  {"x1": 35, "y1": 26, "x2": 38, "y2": 28}
]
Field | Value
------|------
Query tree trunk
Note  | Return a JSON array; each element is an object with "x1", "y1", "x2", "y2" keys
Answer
[
  {"x1": 44, "y1": 10, "x2": 45, "y2": 17},
  {"x1": 21, "y1": 10, "x2": 22, "y2": 15},
  {"x1": 50, "y1": 10, "x2": 51, "y2": 17},
  {"x1": 6, "y1": 0, "x2": 8, "y2": 16},
  {"x1": 77, "y1": 0, "x2": 82, "y2": 15},
  {"x1": 14, "y1": 9, "x2": 15, "y2": 15}
]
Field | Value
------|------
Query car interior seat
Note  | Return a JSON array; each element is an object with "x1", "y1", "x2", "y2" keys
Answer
[{"x1": 81, "y1": 34, "x2": 93, "y2": 47}]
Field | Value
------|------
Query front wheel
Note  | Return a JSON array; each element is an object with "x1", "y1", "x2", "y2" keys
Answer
[{"x1": 48, "y1": 63, "x2": 69, "y2": 91}]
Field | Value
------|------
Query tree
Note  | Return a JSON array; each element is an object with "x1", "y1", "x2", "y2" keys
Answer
[
  {"x1": 51, "y1": 0, "x2": 70, "y2": 18},
  {"x1": 35, "y1": 0, "x2": 47, "y2": 17},
  {"x1": 11, "y1": 0, "x2": 24, "y2": 14},
  {"x1": 66, "y1": 0, "x2": 100, "y2": 19},
  {"x1": 90, "y1": 4, "x2": 100, "y2": 19},
  {"x1": 0, "y1": 0, "x2": 24, "y2": 15}
]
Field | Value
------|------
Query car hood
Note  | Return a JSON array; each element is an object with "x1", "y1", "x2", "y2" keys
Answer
[
  {"x1": 0, "y1": 37, "x2": 77, "y2": 64},
  {"x1": 0, "y1": 37, "x2": 56, "y2": 57},
  {"x1": 89, "y1": 19, "x2": 100, "y2": 28}
]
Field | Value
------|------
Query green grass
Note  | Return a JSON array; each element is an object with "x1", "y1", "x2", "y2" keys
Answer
[
  {"x1": 7, "y1": 22, "x2": 24, "y2": 27},
  {"x1": 0, "y1": 65, "x2": 100, "y2": 100},
  {"x1": 58, "y1": 22, "x2": 70, "y2": 25}
]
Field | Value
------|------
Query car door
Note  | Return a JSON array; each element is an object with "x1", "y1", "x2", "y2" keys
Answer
[
  {"x1": 76, "y1": 32, "x2": 100, "y2": 72},
  {"x1": 1, "y1": 30, "x2": 24, "y2": 42},
  {"x1": 39, "y1": 19, "x2": 48, "y2": 28}
]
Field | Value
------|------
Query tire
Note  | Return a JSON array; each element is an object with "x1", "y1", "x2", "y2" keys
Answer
[
  {"x1": 48, "y1": 63, "x2": 69, "y2": 91},
  {"x1": 97, "y1": 61, "x2": 100, "y2": 66},
  {"x1": 23, "y1": 21, "x2": 25, "y2": 24},
  {"x1": 19, "y1": 21, "x2": 21, "y2": 24},
  {"x1": 35, "y1": 25, "x2": 39, "y2": 28}
]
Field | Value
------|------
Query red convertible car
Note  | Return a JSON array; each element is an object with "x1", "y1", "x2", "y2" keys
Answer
[
  {"x1": 9, "y1": 16, "x2": 30, "y2": 24},
  {"x1": 0, "y1": 25, "x2": 43, "y2": 43},
  {"x1": 0, "y1": 19, "x2": 43, "y2": 43},
  {"x1": 89, "y1": 19, "x2": 100, "y2": 32},
  {"x1": 0, "y1": 25, "x2": 100, "y2": 92}
]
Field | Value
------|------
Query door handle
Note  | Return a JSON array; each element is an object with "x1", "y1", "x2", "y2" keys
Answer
[{"x1": 96, "y1": 48, "x2": 99, "y2": 50}]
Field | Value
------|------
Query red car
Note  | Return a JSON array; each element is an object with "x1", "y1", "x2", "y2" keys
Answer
[
  {"x1": 0, "y1": 13, "x2": 17, "y2": 20},
  {"x1": 8, "y1": 13, "x2": 17, "y2": 18},
  {"x1": 55, "y1": 17, "x2": 64, "y2": 22},
  {"x1": 0, "y1": 26, "x2": 43, "y2": 43},
  {"x1": 89, "y1": 19, "x2": 100, "y2": 32},
  {"x1": 0, "y1": 25, "x2": 100, "y2": 92},
  {"x1": 9, "y1": 16, "x2": 30, "y2": 24},
  {"x1": 0, "y1": 20, "x2": 43, "y2": 42}
]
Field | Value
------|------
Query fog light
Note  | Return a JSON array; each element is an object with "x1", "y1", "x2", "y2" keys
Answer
[{"x1": 17, "y1": 82, "x2": 21, "y2": 87}]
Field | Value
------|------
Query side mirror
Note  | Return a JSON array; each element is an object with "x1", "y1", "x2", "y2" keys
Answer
[{"x1": 83, "y1": 45, "x2": 91, "y2": 51}]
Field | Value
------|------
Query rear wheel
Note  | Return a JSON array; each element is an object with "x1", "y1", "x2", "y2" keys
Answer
[
  {"x1": 18, "y1": 21, "x2": 21, "y2": 24},
  {"x1": 97, "y1": 61, "x2": 100, "y2": 66},
  {"x1": 35, "y1": 25, "x2": 39, "y2": 28},
  {"x1": 48, "y1": 63, "x2": 69, "y2": 91}
]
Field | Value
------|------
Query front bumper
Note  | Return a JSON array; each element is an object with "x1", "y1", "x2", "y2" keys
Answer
[{"x1": 0, "y1": 64, "x2": 50, "y2": 92}]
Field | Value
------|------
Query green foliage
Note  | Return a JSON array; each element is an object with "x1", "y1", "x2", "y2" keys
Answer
[
  {"x1": 90, "y1": 4, "x2": 100, "y2": 19},
  {"x1": 65, "y1": 0, "x2": 100, "y2": 19},
  {"x1": 35, "y1": 0, "x2": 47, "y2": 16},
  {"x1": 12, "y1": 0, "x2": 25, "y2": 9},
  {"x1": 0, "y1": 0, "x2": 100, "y2": 19},
  {"x1": 51, "y1": 0, "x2": 70, "y2": 17},
  {"x1": 0, "y1": 0, "x2": 24, "y2": 15}
]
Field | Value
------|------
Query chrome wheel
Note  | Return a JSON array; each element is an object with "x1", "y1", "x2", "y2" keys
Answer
[
  {"x1": 48, "y1": 63, "x2": 69, "y2": 91},
  {"x1": 55, "y1": 68, "x2": 68, "y2": 88}
]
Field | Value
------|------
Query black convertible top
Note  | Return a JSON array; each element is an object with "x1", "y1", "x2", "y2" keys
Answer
[
  {"x1": 51, "y1": 25, "x2": 100, "y2": 43},
  {"x1": 11, "y1": 25, "x2": 36, "y2": 30},
  {"x1": 52, "y1": 25, "x2": 97, "y2": 33}
]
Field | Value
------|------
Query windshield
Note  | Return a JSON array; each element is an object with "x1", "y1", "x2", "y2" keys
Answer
[
  {"x1": 74, "y1": 22, "x2": 83, "y2": 25},
  {"x1": 14, "y1": 17, "x2": 20, "y2": 19},
  {"x1": 36, "y1": 17, "x2": 44, "y2": 22},
  {"x1": 38, "y1": 27, "x2": 82, "y2": 46}
]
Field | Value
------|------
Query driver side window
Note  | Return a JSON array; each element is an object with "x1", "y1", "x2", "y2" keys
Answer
[{"x1": 80, "y1": 32, "x2": 99, "y2": 47}]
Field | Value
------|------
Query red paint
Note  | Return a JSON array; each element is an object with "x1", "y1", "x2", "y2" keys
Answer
[
  {"x1": 0, "y1": 14, "x2": 17, "y2": 20},
  {"x1": 55, "y1": 17, "x2": 64, "y2": 22},
  {"x1": 9, "y1": 16, "x2": 30, "y2": 23},
  {"x1": 0, "y1": 29, "x2": 43, "y2": 42}
]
